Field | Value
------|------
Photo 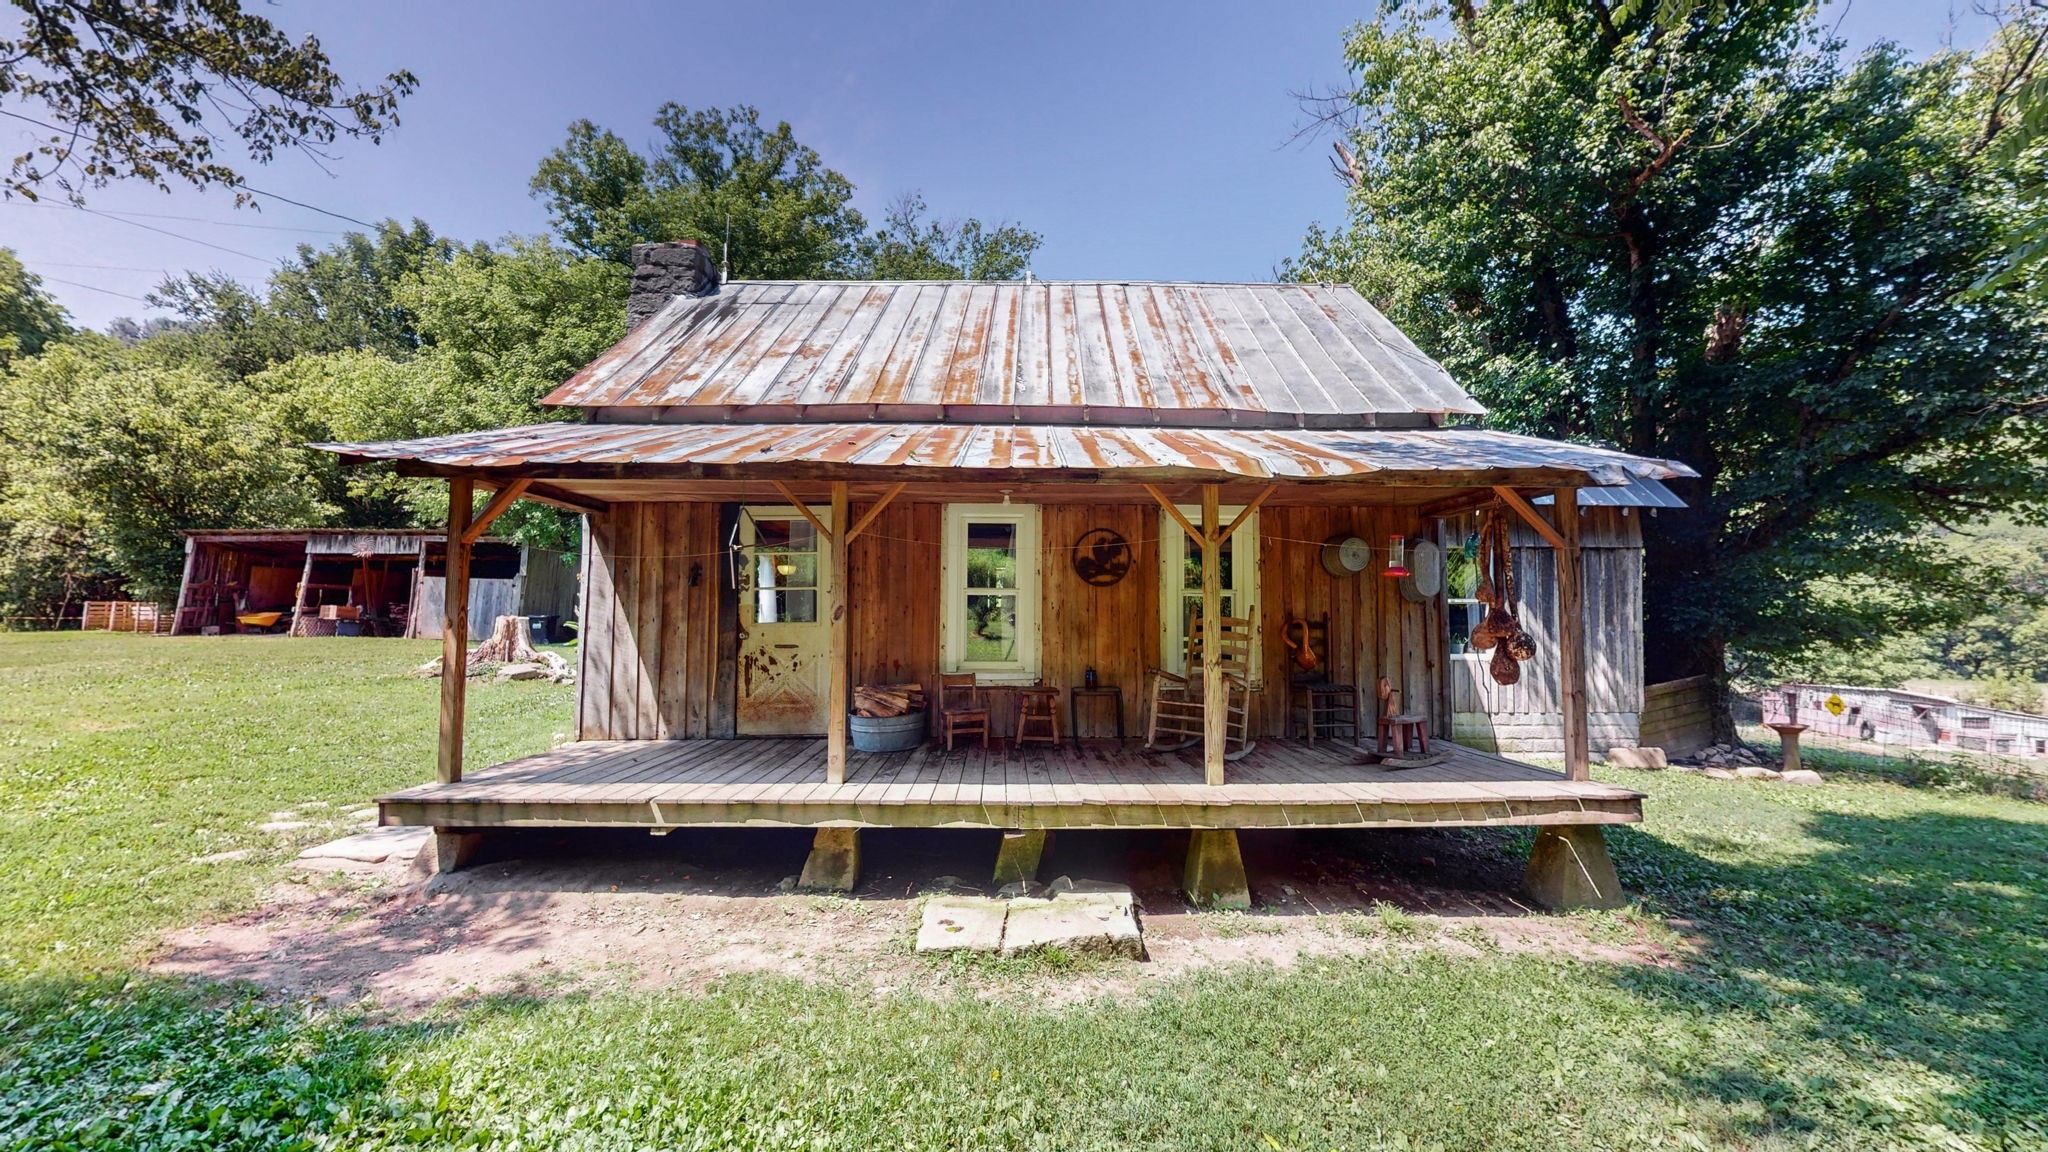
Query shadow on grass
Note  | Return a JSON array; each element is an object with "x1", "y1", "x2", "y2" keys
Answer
[{"x1": 1603, "y1": 807, "x2": 2048, "y2": 1145}]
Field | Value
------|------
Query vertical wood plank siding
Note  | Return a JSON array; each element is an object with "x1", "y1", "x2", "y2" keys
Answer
[{"x1": 578, "y1": 502, "x2": 725, "y2": 739}]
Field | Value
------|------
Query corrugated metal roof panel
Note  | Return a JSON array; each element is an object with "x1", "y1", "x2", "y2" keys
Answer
[
  {"x1": 1534, "y1": 478, "x2": 1688, "y2": 508},
  {"x1": 542, "y1": 281, "x2": 1490, "y2": 425},
  {"x1": 316, "y1": 422, "x2": 1697, "y2": 487}
]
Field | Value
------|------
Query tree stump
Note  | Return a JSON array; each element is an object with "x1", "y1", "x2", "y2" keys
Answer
[{"x1": 469, "y1": 614, "x2": 538, "y2": 667}]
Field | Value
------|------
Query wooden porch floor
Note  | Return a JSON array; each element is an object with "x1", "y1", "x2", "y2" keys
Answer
[{"x1": 381, "y1": 739, "x2": 1643, "y2": 831}]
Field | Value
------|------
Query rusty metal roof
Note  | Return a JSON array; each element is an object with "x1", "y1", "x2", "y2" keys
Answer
[
  {"x1": 541, "y1": 281, "x2": 1488, "y2": 427},
  {"x1": 316, "y1": 421, "x2": 1695, "y2": 487}
]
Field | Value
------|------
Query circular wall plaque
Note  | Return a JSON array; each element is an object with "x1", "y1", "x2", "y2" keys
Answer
[
  {"x1": 1072, "y1": 528, "x2": 1133, "y2": 586},
  {"x1": 1321, "y1": 534, "x2": 1371, "y2": 577}
]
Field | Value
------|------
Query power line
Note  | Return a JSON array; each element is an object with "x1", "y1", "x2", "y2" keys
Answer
[
  {"x1": 30, "y1": 261, "x2": 174, "y2": 273},
  {"x1": 69, "y1": 204, "x2": 276, "y2": 263},
  {"x1": 40, "y1": 275, "x2": 152, "y2": 302},
  {"x1": 4, "y1": 200, "x2": 342, "y2": 234},
  {"x1": 1, "y1": 107, "x2": 381, "y2": 231}
]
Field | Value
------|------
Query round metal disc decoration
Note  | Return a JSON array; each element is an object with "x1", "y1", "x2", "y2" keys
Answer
[
  {"x1": 1399, "y1": 539, "x2": 1444, "y2": 602},
  {"x1": 1321, "y1": 534, "x2": 1372, "y2": 578},
  {"x1": 1072, "y1": 528, "x2": 1133, "y2": 586}
]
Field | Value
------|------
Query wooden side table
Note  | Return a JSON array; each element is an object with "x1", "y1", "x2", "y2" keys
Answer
[{"x1": 1070, "y1": 686, "x2": 1124, "y2": 740}]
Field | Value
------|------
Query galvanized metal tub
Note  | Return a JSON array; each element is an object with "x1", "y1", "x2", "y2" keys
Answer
[{"x1": 849, "y1": 711, "x2": 926, "y2": 753}]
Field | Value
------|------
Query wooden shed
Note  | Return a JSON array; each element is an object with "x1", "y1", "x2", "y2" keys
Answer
[
  {"x1": 171, "y1": 529, "x2": 578, "y2": 640},
  {"x1": 317, "y1": 242, "x2": 1695, "y2": 909}
]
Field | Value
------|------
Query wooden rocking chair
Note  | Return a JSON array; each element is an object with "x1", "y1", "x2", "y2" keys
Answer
[{"x1": 1145, "y1": 614, "x2": 1258, "y2": 761}]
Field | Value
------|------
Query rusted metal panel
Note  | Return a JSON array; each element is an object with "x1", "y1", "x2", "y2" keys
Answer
[
  {"x1": 316, "y1": 423, "x2": 1698, "y2": 487},
  {"x1": 542, "y1": 281, "x2": 1492, "y2": 425}
]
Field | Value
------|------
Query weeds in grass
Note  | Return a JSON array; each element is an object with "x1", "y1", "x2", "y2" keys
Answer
[{"x1": 1373, "y1": 900, "x2": 1425, "y2": 937}]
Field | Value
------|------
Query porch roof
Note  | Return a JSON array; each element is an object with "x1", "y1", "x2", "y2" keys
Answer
[
  {"x1": 541, "y1": 280, "x2": 1489, "y2": 427},
  {"x1": 315, "y1": 421, "x2": 1696, "y2": 489}
]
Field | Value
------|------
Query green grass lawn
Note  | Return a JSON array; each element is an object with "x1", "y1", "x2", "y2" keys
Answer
[{"x1": 3, "y1": 634, "x2": 2046, "y2": 1151}]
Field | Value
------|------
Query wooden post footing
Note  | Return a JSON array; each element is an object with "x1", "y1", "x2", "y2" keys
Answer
[
  {"x1": 1183, "y1": 829, "x2": 1251, "y2": 909},
  {"x1": 431, "y1": 829, "x2": 484, "y2": 874},
  {"x1": 992, "y1": 829, "x2": 1051, "y2": 886},
  {"x1": 1521, "y1": 825, "x2": 1626, "y2": 910},
  {"x1": 798, "y1": 827, "x2": 861, "y2": 891}
]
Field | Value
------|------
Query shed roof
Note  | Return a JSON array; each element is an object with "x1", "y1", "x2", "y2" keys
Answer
[
  {"x1": 316, "y1": 421, "x2": 1695, "y2": 489},
  {"x1": 543, "y1": 280, "x2": 1488, "y2": 427}
]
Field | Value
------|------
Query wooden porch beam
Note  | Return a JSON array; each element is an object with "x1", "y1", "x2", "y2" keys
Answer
[
  {"x1": 1414, "y1": 489, "x2": 1498, "y2": 521},
  {"x1": 773, "y1": 480, "x2": 835, "y2": 544},
  {"x1": 843, "y1": 481, "x2": 906, "y2": 544},
  {"x1": 1491, "y1": 486, "x2": 1569, "y2": 551},
  {"x1": 438, "y1": 477, "x2": 475, "y2": 785},
  {"x1": 1217, "y1": 483, "x2": 1278, "y2": 546},
  {"x1": 1143, "y1": 483, "x2": 1204, "y2": 543},
  {"x1": 825, "y1": 481, "x2": 851, "y2": 785},
  {"x1": 1553, "y1": 486, "x2": 1590, "y2": 780},
  {"x1": 461, "y1": 479, "x2": 531, "y2": 545},
  {"x1": 1201, "y1": 483, "x2": 1226, "y2": 787},
  {"x1": 517, "y1": 480, "x2": 608, "y2": 518}
]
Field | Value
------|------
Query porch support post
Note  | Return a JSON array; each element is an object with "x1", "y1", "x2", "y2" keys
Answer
[
  {"x1": 799, "y1": 826, "x2": 861, "y2": 891},
  {"x1": 1184, "y1": 829, "x2": 1251, "y2": 909},
  {"x1": 826, "y1": 480, "x2": 851, "y2": 785},
  {"x1": 1522, "y1": 825, "x2": 1624, "y2": 910},
  {"x1": 439, "y1": 477, "x2": 474, "y2": 786},
  {"x1": 1200, "y1": 483, "x2": 1225, "y2": 786},
  {"x1": 1552, "y1": 486, "x2": 1589, "y2": 780}
]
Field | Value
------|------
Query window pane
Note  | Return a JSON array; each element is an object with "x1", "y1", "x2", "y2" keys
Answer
[
  {"x1": 753, "y1": 518, "x2": 816, "y2": 554},
  {"x1": 755, "y1": 552, "x2": 818, "y2": 590},
  {"x1": 964, "y1": 593, "x2": 1018, "y2": 663},
  {"x1": 1182, "y1": 537, "x2": 1234, "y2": 591},
  {"x1": 1444, "y1": 546, "x2": 1478, "y2": 599},
  {"x1": 1449, "y1": 601, "x2": 1483, "y2": 646},
  {"x1": 966, "y1": 522, "x2": 1018, "y2": 589},
  {"x1": 759, "y1": 590, "x2": 817, "y2": 624}
]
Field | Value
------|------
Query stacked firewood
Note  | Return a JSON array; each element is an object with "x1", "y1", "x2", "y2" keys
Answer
[{"x1": 854, "y1": 683, "x2": 927, "y2": 717}]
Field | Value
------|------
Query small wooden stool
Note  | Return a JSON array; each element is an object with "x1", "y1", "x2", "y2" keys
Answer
[{"x1": 1016, "y1": 686, "x2": 1062, "y2": 747}]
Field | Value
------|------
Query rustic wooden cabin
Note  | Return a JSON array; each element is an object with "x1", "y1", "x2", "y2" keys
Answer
[
  {"x1": 171, "y1": 528, "x2": 577, "y2": 640},
  {"x1": 319, "y1": 240, "x2": 1696, "y2": 909}
]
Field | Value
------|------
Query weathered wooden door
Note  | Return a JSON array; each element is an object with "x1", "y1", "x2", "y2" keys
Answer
[{"x1": 736, "y1": 507, "x2": 832, "y2": 735}]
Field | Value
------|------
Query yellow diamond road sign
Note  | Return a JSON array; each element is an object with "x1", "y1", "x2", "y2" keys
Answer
[{"x1": 1825, "y1": 694, "x2": 1846, "y2": 717}]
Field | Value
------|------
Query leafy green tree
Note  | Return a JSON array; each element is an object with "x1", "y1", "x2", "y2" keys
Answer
[
  {"x1": 1294, "y1": 1, "x2": 2048, "y2": 727},
  {"x1": 2, "y1": 0, "x2": 414, "y2": 202},
  {"x1": 401, "y1": 236, "x2": 626, "y2": 418},
  {"x1": 0, "y1": 247, "x2": 68, "y2": 369},
  {"x1": 0, "y1": 341, "x2": 323, "y2": 600},
  {"x1": 859, "y1": 194, "x2": 1041, "y2": 280},
  {"x1": 145, "y1": 219, "x2": 457, "y2": 378},
  {"x1": 532, "y1": 105, "x2": 867, "y2": 274}
]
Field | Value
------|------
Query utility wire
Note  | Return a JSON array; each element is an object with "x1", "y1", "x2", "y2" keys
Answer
[
  {"x1": 1, "y1": 107, "x2": 380, "y2": 231},
  {"x1": 68, "y1": 203, "x2": 275, "y2": 263},
  {"x1": 40, "y1": 275, "x2": 152, "y2": 302},
  {"x1": 4, "y1": 200, "x2": 342, "y2": 234}
]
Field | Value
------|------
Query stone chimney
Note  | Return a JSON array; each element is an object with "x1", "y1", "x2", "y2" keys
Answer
[{"x1": 627, "y1": 239, "x2": 718, "y2": 330}]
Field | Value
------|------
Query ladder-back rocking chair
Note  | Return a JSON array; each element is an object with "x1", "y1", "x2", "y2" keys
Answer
[{"x1": 1145, "y1": 614, "x2": 1258, "y2": 761}]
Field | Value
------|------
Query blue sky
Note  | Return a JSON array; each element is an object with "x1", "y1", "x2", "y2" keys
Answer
[{"x1": 2, "y1": 0, "x2": 2004, "y2": 330}]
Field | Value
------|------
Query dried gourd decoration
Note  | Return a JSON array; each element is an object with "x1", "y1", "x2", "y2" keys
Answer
[
  {"x1": 1507, "y1": 629, "x2": 1537, "y2": 662},
  {"x1": 1488, "y1": 637, "x2": 1522, "y2": 685}
]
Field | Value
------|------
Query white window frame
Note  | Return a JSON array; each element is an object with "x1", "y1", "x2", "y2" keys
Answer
[
  {"x1": 1158, "y1": 505, "x2": 1259, "y2": 681},
  {"x1": 941, "y1": 503, "x2": 1042, "y2": 680}
]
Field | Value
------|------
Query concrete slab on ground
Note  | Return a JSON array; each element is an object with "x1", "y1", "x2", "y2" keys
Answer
[
  {"x1": 912, "y1": 882, "x2": 1145, "y2": 959},
  {"x1": 296, "y1": 826, "x2": 429, "y2": 865},
  {"x1": 916, "y1": 897, "x2": 1007, "y2": 953}
]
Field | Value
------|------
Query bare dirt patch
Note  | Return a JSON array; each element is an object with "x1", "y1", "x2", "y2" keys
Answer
[{"x1": 151, "y1": 827, "x2": 1687, "y2": 1012}]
